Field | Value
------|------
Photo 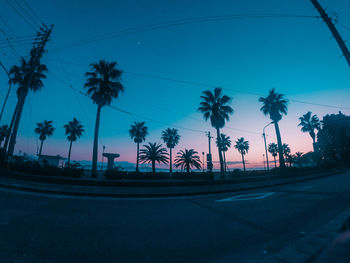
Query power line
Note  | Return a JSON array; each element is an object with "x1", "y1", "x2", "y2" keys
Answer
[
  {"x1": 52, "y1": 13, "x2": 319, "y2": 52},
  {"x1": 43, "y1": 57, "x2": 350, "y2": 111},
  {"x1": 5, "y1": 0, "x2": 38, "y2": 31},
  {"x1": 13, "y1": 0, "x2": 42, "y2": 29},
  {"x1": 19, "y1": 0, "x2": 47, "y2": 27}
]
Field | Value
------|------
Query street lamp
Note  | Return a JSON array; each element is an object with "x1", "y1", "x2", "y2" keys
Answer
[
  {"x1": 263, "y1": 122, "x2": 273, "y2": 171},
  {"x1": 0, "y1": 61, "x2": 12, "y2": 122},
  {"x1": 202, "y1": 152, "x2": 205, "y2": 172}
]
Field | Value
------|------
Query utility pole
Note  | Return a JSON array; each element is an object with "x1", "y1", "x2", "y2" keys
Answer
[
  {"x1": 206, "y1": 131, "x2": 213, "y2": 172},
  {"x1": 6, "y1": 25, "x2": 53, "y2": 158},
  {"x1": 202, "y1": 152, "x2": 205, "y2": 172},
  {"x1": 310, "y1": 0, "x2": 350, "y2": 68},
  {"x1": 0, "y1": 62, "x2": 12, "y2": 122}
]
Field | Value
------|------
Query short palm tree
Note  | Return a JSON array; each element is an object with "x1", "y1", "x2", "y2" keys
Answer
[
  {"x1": 298, "y1": 112, "x2": 320, "y2": 152},
  {"x1": 268, "y1": 143, "x2": 278, "y2": 168},
  {"x1": 84, "y1": 60, "x2": 124, "y2": 177},
  {"x1": 174, "y1": 149, "x2": 201, "y2": 173},
  {"x1": 294, "y1": 152, "x2": 304, "y2": 167},
  {"x1": 7, "y1": 58, "x2": 48, "y2": 157},
  {"x1": 234, "y1": 137, "x2": 249, "y2": 172},
  {"x1": 139, "y1": 142, "x2": 169, "y2": 173},
  {"x1": 0, "y1": 125, "x2": 9, "y2": 147},
  {"x1": 129, "y1": 121, "x2": 148, "y2": 172},
  {"x1": 64, "y1": 118, "x2": 84, "y2": 166},
  {"x1": 198, "y1": 87, "x2": 234, "y2": 174},
  {"x1": 216, "y1": 133, "x2": 231, "y2": 172},
  {"x1": 35, "y1": 120, "x2": 54, "y2": 156},
  {"x1": 282, "y1": 143, "x2": 291, "y2": 167},
  {"x1": 161, "y1": 128, "x2": 180, "y2": 173},
  {"x1": 259, "y1": 89, "x2": 288, "y2": 169}
]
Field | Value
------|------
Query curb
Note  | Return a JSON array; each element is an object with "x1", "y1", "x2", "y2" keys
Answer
[
  {"x1": 261, "y1": 206, "x2": 350, "y2": 263},
  {"x1": 0, "y1": 169, "x2": 347, "y2": 198}
]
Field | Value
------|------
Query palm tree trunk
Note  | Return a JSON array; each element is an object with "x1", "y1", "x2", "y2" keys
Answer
[
  {"x1": 92, "y1": 104, "x2": 102, "y2": 177},
  {"x1": 241, "y1": 153, "x2": 246, "y2": 172},
  {"x1": 152, "y1": 161, "x2": 155, "y2": 173},
  {"x1": 216, "y1": 128, "x2": 225, "y2": 175},
  {"x1": 274, "y1": 121, "x2": 286, "y2": 169},
  {"x1": 223, "y1": 151, "x2": 227, "y2": 172},
  {"x1": 39, "y1": 140, "x2": 44, "y2": 156},
  {"x1": 7, "y1": 91, "x2": 27, "y2": 158},
  {"x1": 67, "y1": 140, "x2": 73, "y2": 166},
  {"x1": 274, "y1": 156, "x2": 277, "y2": 168},
  {"x1": 136, "y1": 142, "x2": 139, "y2": 172},
  {"x1": 169, "y1": 147, "x2": 172, "y2": 173},
  {"x1": 3, "y1": 102, "x2": 18, "y2": 156},
  {"x1": 186, "y1": 164, "x2": 190, "y2": 173}
]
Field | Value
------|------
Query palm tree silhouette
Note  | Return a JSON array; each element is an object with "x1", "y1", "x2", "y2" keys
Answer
[
  {"x1": 259, "y1": 89, "x2": 288, "y2": 169},
  {"x1": 161, "y1": 128, "x2": 180, "y2": 173},
  {"x1": 216, "y1": 133, "x2": 231, "y2": 172},
  {"x1": 234, "y1": 137, "x2": 249, "y2": 172},
  {"x1": 7, "y1": 58, "x2": 48, "y2": 157},
  {"x1": 0, "y1": 125, "x2": 9, "y2": 147},
  {"x1": 35, "y1": 120, "x2": 54, "y2": 156},
  {"x1": 298, "y1": 112, "x2": 320, "y2": 152},
  {"x1": 282, "y1": 143, "x2": 291, "y2": 167},
  {"x1": 84, "y1": 60, "x2": 124, "y2": 177},
  {"x1": 139, "y1": 142, "x2": 169, "y2": 173},
  {"x1": 64, "y1": 118, "x2": 84, "y2": 166},
  {"x1": 198, "y1": 87, "x2": 233, "y2": 175},
  {"x1": 174, "y1": 149, "x2": 201, "y2": 173},
  {"x1": 268, "y1": 143, "x2": 278, "y2": 168},
  {"x1": 129, "y1": 122, "x2": 148, "y2": 172}
]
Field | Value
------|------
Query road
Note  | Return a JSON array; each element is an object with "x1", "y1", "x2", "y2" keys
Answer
[{"x1": 0, "y1": 171, "x2": 350, "y2": 263}]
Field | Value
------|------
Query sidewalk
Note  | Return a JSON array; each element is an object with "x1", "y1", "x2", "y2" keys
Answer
[{"x1": 0, "y1": 168, "x2": 347, "y2": 198}]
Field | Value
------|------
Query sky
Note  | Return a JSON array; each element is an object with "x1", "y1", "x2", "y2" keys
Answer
[{"x1": 0, "y1": 0, "x2": 350, "y2": 170}]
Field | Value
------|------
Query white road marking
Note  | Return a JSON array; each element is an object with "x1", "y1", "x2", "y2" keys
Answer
[{"x1": 216, "y1": 192, "x2": 274, "y2": 202}]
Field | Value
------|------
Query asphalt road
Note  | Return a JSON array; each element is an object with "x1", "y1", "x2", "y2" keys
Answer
[{"x1": 1, "y1": 171, "x2": 350, "y2": 263}]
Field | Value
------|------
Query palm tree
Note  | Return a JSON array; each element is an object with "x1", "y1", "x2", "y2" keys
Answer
[
  {"x1": 64, "y1": 118, "x2": 84, "y2": 166},
  {"x1": 234, "y1": 137, "x2": 249, "y2": 172},
  {"x1": 35, "y1": 120, "x2": 54, "y2": 156},
  {"x1": 0, "y1": 125, "x2": 9, "y2": 147},
  {"x1": 268, "y1": 143, "x2": 278, "y2": 168},
  {"x1": 174, "y1": 149, "x2": 201, "y2": 173},
  {"x1": 298, "y1": 112, "x2": 320, "y2": 152},
  {"x1": 282, "y1": 143, "x2": 291, "y2": 167},
  {"x1": 259, "y1": 89, "x2": 288, "y2": 168},
  {"x1": 161, "y1": 128, "x2": 180, "y2": 173},
  {"x1": 139, "y1": 142, "x2": 169, "y2": 173},
  {"x1": 197, "y1": 87, "x2": 234, "y2": 174},
  {"x1": 7, "y1": 58, "x2": 48, "y2": 157},
  {"x1": 84, "y1": 60, "x2": 124, "y2": 177},
  {"x1": 294, "y1": 152, "x2": 304, "y2": 167},
  {"x1": 129, "y1": 122, "x2": 148, "y2": 172},
  {"x1": 216, "y1": 133, "x2": 231, "y2": 172}
]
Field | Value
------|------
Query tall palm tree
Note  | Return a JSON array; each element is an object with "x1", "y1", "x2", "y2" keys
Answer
[
  {"x1": 298, "y1": 112, "x2": 320, "y2": 152},
  {"x1": 0, "y1": 125, "x2": 9, "y2": 147},
  {"x1": 139, "y1": 142, "x2": 169, "y2": 173},
  {"x1": 234, "y1": 137, "x2": 249, "y2": 172},
  {"x1": 84, "y1": 60, "x2": 124, "y2": 177},
  {"x1": 7, "y1": 58, "x2": 48, "y2": 157},
  {"x1": 35, "y1": 120, "x2": 54, "y2": 156},
  {"x1": 259, "y1": 89, "x2": 288, "y2": 168},
  {"x1": 174, "y1": 149, "x2": 201, "y2": 173},
  {"x1": 64, "y1": 118, "x2": 84, "y2": 166},
  {"x1": 197, "y1": 87, "x2": 234, "y2": 174},
  {"x1": 129, "y1": 121, "x2": 148, "y2": 172},
  {"x1": 216, "y1": 133, "x2": 231, "y2": 172},
  {"x1": 161, "y1": 128, "x2": 180, "y2": 173},
  {"x1": 268, "y1": 143, "x2": 278, "y2": 168}
]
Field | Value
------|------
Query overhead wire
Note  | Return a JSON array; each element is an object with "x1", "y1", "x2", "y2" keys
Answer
[{"x1": 5, "y1": 0, "x2": 38, "y2": 31}]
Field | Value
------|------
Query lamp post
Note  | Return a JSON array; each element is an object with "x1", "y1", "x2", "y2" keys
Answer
[
  {"x1": 263, "y1": 122, "x2": 273, "y2": 171},
  {"x1": 0, "y1": 61, "x2": 12, "y2": 122}
]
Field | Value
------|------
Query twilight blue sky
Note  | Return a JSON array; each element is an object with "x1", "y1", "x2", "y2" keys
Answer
[{"x1": 0, "y1": 0, "x2": 350, "y2": 169}]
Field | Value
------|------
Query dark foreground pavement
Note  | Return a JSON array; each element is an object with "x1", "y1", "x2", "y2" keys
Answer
[{"x1": 1, "y1": 171, "x2": 350, "y2": 262}]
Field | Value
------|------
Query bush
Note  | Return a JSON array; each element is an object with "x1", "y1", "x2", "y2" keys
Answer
[{"x1": 104, "y1": 170, "x2": 214, "y2": 180}]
